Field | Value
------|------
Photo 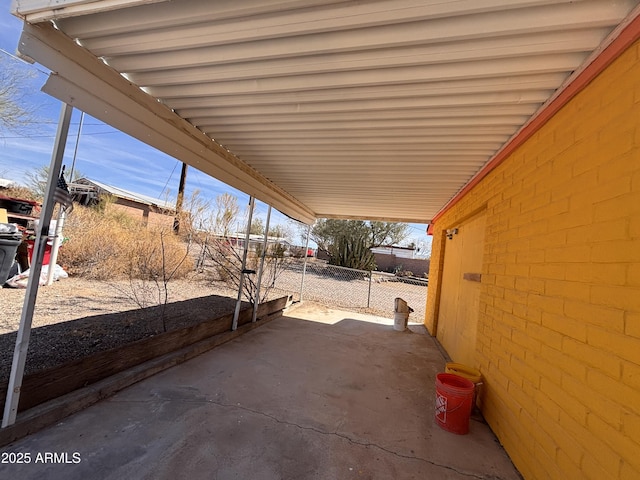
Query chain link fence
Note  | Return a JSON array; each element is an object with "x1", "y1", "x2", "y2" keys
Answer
[
  {"x1": 268, "y1": 258, "x2": 427, "y2": 322},
  {"x1": 196, "y1": 209, "x2": 428, "y2": 323}
]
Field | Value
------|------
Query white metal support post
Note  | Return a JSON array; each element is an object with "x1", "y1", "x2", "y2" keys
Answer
[
  {"x1": 252, "y1": 205, "x2": 271, "y2": 322},
  {"x1": 2, "y1": 103, "x2": 73, "y2": 427},
  {"x1": 232, "y1": 197, "x2": 255, "y2": 331},
  {"x1": 46, "y1": 111, "x2": 84, "y2": 285},
  {"x1": 299, "y1": 224, "x2": 311, "y2": 302},
  {"x1": 46, "y1": 208, "x2": 65, "y2": 286}
]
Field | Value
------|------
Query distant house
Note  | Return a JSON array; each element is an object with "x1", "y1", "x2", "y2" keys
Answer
[
  {"x1": 71, "y1": 178, "x2": 176, "y2": 229},
  {"x1": 218, "y1": 233, "x2": 298, "y2": 255}
]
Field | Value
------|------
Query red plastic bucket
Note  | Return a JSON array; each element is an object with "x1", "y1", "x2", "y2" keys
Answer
[
  {"x1": 435, "y1": 373, "x2": 475, "y2": 435},
  {"x1": 27, "y1": 240, "x2": 52, "y2": 266}
]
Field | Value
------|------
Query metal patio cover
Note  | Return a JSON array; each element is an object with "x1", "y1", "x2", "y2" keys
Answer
[{"x1": 11, "y1": 0, "x2": 640, "y2": 225}]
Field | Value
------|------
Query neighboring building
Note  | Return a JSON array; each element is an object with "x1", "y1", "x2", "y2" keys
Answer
[
  {"x1": 317, "y1": 245, "x2": 430, "y2": 275},
  {"x1": 371, "y1": 245, "x2": 430, "y2": 276},
  {"x1": 71, "y1": 178, "x2": 176, "y2": 229},
  {"x1": 221, "y1": 233, "x2": 292, "y2": 253}
]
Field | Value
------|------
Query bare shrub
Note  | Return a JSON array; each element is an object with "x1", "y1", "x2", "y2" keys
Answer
[
  {"x1": 124, "y1": 229, "x2": 193, "y2": 281},
  {"x1": 123, "y1": 229, "x2": 194, "y2": 331},
  {"x1": 58, "y1": 204, "x2": 192, "y2": 281},
  {"x1": 204, "y1": 236, "x2": 286, "y2": 305},
  {"x1": 0, "y1": 185, "x2": 41, "y2": 203},
  {"x1": 58, "y1": 205, "x2": 136, "y2": 279}
]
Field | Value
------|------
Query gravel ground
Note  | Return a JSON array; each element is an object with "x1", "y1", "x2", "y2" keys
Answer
[
  {"x1": 272, "y1": 263, "x2": 428, "y2": 321},
  {"x1": 0, "y1": 274, "x2": 243, "y2": 379}
]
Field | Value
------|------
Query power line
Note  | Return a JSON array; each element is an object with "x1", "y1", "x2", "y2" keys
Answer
[
  {"x1": 0, "y1": 48, "x2": 50, "y2": 76},
  {"x1": 17, "y1": 121, "x2": 104, "y2": 126},
  {"x1": 158, "y1": 160, "x2": 179, "y2": 200},
  {"x1": 0, "y1": 131, "x2": 122, "y2": 139}
]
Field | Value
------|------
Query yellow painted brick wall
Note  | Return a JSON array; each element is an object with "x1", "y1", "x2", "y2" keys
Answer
[{"x1": 425, "y1": 39, "x2": 640, "y2": 480}]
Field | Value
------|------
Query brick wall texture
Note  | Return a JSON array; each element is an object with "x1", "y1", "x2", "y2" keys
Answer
[{"x1": 425, "y1": 39, "x2": 640, "y2": 479}]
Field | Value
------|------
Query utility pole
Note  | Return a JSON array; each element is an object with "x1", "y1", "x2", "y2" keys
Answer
[{"x1": 173, "y1": 162, "x2": 188, "y2": 233}]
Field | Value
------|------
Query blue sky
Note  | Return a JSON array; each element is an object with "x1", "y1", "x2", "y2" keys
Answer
[{"x1": 0, "y1": 1, "x2": 431, "y2": 251}]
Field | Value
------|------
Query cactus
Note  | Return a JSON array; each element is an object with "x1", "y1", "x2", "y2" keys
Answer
[{"x1": 328, "y1": 234, "x2": 376, "y2": 271}]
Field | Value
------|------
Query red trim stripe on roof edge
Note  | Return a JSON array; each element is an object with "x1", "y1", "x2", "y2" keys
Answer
[{"x1": 427, "y1": 11, "x2": 640, "y2": 236}]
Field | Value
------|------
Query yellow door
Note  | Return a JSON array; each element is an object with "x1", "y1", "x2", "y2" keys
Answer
[{"x1": 436, "y1": 212, "x2": 486, "y2": 367}]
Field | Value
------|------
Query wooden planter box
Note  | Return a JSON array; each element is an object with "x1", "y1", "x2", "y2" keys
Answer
[{"x1": 1, "y1": 296, "x2": 289, "y2": 414}]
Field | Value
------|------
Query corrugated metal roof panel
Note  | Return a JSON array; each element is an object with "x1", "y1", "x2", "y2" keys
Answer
[
  {"x1": 12, "y1": 0, "x2": 640, "y2": 224},
  {"x1": 76, "y1": 178, "x2": 175, "y2": 210}
]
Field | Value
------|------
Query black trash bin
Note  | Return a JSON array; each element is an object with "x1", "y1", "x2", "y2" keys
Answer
[{"x1": 0, "y1": 223, "x2": 22, "y2": 285}]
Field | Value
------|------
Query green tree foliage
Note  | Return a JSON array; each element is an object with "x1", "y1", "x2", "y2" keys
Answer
[
  {"x1": 249, "y1": 217, "x2": 264, "y2": 235},
  {"x1": 312, "y1": 219, "x2": 409, "y2": 270}
]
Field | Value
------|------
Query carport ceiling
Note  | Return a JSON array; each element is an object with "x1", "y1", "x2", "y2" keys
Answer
[{"x1": 12, "y1": 0, "x2": 640, "y2": 224}]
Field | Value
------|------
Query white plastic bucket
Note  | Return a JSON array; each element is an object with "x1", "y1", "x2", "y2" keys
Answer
[{"x1": 393, "y1": 311, "x2": 408, "y2": 331}]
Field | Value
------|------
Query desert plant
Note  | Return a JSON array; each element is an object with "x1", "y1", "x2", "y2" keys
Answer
[
  {"x1": 312, "y1": 219, "x2": 407, "y2": 269},
  {"x1": 214, "y1": 193, "x2": 239, "y2": 236},
  {"x1": 57, "y1": 204, "x2": 140, "y2": 279},
  {"x1": 124, "y1": 228, "x2": 194, "y2": 331},
  {"x1": 58, "y1": 203, "x2": 193, "y2": 282},
  {"x1": 328, "y1": 234, "x2": 376, "y2": 271},
  {"x1": 0, "y1": 184, "x2": 40, "y2": 202},
  {"x1": 94, "y1": 193, "x2": 116, "y2": 214}
]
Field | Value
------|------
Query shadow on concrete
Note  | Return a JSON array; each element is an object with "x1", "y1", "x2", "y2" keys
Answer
[{"x1": 0, "y1": 302, "x2": 521, "y2": 480}]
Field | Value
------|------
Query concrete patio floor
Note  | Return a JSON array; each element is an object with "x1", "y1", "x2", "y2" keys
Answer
[{"x1": 0, "y1": 302, "x2": 521, "y2": 479}]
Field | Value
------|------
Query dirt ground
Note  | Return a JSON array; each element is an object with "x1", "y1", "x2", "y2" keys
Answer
[
  {"x1": 0, "y1": 265, "x2": 426, "y2": 380},
  {"x1": 0, "y1": 274, "x2": 244, "y2": 379}
]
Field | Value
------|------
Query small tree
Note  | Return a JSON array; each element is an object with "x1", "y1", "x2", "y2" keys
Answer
[
  {"x1": 0, "y1": 55, "x2": 40, "y2": 135},
  {"x1": 193, "y1": 192, "x2": 240, "y2": 272},
  {"x1": 121, "y1": 226, "x2": 194, "y2": 332},
  {"x1": 133, "y1": 229, "x2": 193, "y2": 332},
  {"x1": 25, "y1": 165, "x2": 85, "y2": 199},
  {"x1": 215, "y1": 193, "x2": 239, "y2": 236},
  {"x1": 193, "y1": 192, "x2": 289, "y2": 304},
  {"x1": 270, "y1": 223, "x2": 293, "y2": 242},
  {"x1": 312, "y1": 219, "x2": 409, "y2": 269},
  {"x1": 249, "y1": 217, "x2": 264, "y2": 235}
]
